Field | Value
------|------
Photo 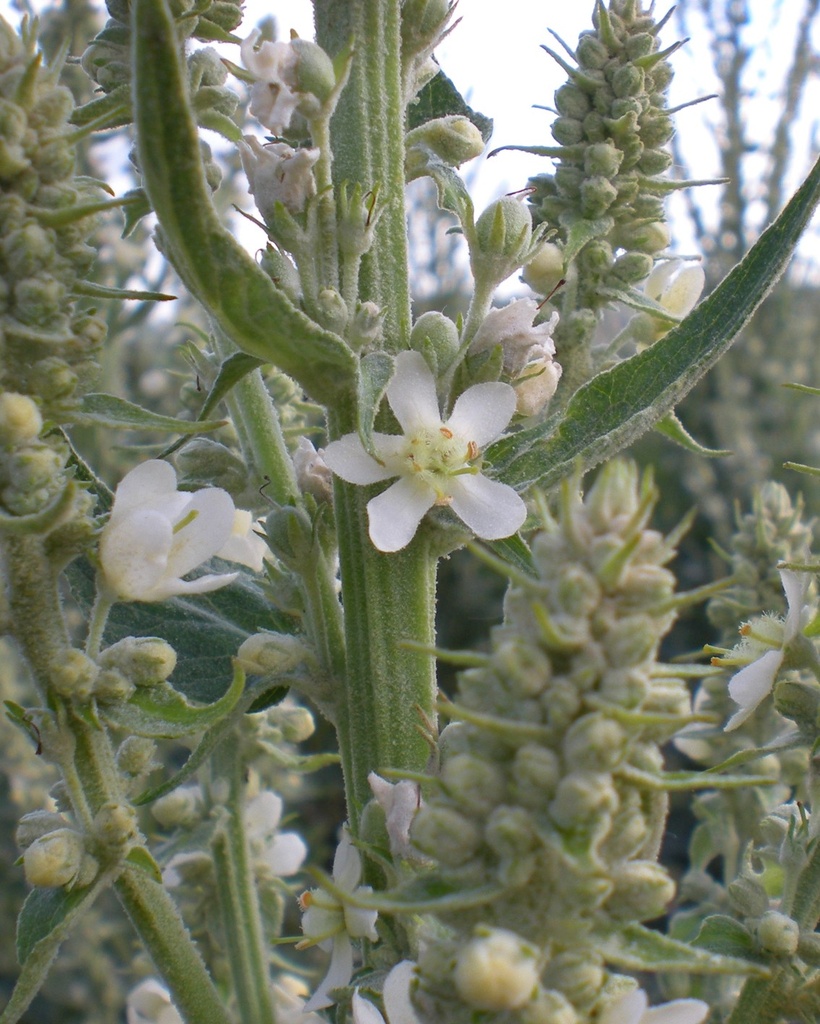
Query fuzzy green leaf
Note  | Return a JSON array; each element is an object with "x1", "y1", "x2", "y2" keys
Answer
[
  {"x1": 131, "y1": 0, "x2": 356, "y2": 404},
  {"x1": 312, "y1": 866, "x2": 506, "y2": 914},
  {"x1": 489, "y1": 154, "x2": 820, "y2": 492},
  {"x1": 408, "y1": 70, "x2": 493, "y2": 144},
  {"x1": 600, "y1": 923, "x2": 769, "y2": 976},
  {"x1": 655, "y1": 411, "x2": 732, "y2": 457},
  {"x1": 692, "y1": 915, "x2": 765, "y2": 962},
  {"x1": 125, "y1": 846, "x2": 163, "y2": 883},
  {"x1": 75, "y1": 394, "x2": 225, "y2": 434},
  {"x1": 357, "y1": 351, "x2": 394, "y2": 459}
]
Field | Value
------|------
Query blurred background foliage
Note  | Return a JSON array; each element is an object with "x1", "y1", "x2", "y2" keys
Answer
[{"x1": 1, "y1": 0, "x2": 818, "y2": 1019}]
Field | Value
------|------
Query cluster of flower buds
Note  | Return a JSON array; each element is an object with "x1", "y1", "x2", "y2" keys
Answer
[{"x1": 408, "y1": 461, "x2": 699, "y2": 1023}]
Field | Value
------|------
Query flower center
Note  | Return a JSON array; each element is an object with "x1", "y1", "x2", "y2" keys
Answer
[{"x1": 402, "y1": 426, "x2": 479, "y2": 494}]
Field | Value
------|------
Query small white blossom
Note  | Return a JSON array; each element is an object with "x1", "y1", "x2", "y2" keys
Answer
[
  {"x1": 126, "y1": 979, "x2": 183, "y2": 1024},
  {"x1": 597, "y1": 988, "x2": 709, "y2": 1024},
  {"x1": 300, "y1": 827, "x2": 379, "y2": 1010},
  {"x1": 238, "y1": 136, "x2": 319, "y2": 218},
  {"x1": 725, "y1": 569, "x2": 813, "y2": 731},
  {"x1": 323, "y1": 351, "x2": 526, "y2": 552},
  {"x1": 241, "y1": 30, "x2": 299, "y2": 134},
  {"x1": 513, "y1": 353, "x2": 563, "y2": 417},
  {"x1": 644, "y1": 260, "x2": 705, "y2": 319},
  {"x1": 368, "y1": 772, "x2": 422, "y2": 860},
  {"x1": 245, "y1": 791, "x2": 307, "y2": 877},
  {"x1": 99, "y1": 461, "x2": 238, "y2": 603},
  {"x1": 470, "y1": 299, "x2": 560, "y2": 377},
  {"x1": 215, "y1": 508, "x2": 268, "y2": 572},
  {"x1": 294, "y1": 436, "x2": 333, "y2": 501},
  {"x1": 454, "y1": 929, "x2": 539, "y2": 1011},
  {"x1": 352, "y1": 962, "x2": 423, "y2": 1024}
]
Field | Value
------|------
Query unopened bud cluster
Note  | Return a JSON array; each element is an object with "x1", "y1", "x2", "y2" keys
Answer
[{"x1": 411, "y1": 461, "x2": 693, "y2": 1021}]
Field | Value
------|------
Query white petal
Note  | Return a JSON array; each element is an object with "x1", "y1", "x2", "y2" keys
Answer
[
  {"x1": 164, "y1": 487, "x2": 236, "y2": 580},
  {"x1": 383, "y1": 961, "x2": 423, "y2": 1024},
  {"x1": 643, "y1": 999, "x2": 710, "y2": 1024},
  {"x1": 265, "y1": 832, "x2": 308, "y2": 876},
  {"x1": 352, "y1": 992, "x2": 387, "y2": 1024},
  {"x1": 447, "y1": 382, "x2": 517, "y2": 447},
  {"x1": 344, "y1": 896, "x2": 379, "y2": 941},
  {"x1": 780, "y1": 568, "x2": 811, "y2": 638},
  {"x1": 333, "y1": 829, "x2": 362, "y2": 890},
  {"x1": 216, "y1": 510, "x2": 267, "y2": 571},
  {"x1": 303, "y1": 933, "x2": 354, "y2": 1010},
  {"x1": 448, "y1": 473, "x2": 526, "y2": 540},
  {"x1": 112, "y1": 461, "x2": 185, "y2": 520},
  {"x1": 386, "y1": 352, "x2": 442, "y2": 434},
  {"x1": 324, "y1": 434, "x2": 397, "y2": 485},
  {"x1": 246, "y1": 791, "x2": 284, "y2": 837},
  {"x1": 725, "y1": 649, "x2": 783, "y2": 730},
  {"x1": 100, "y1": 510, "x2": 174, "y2": 601},
  {"x1": 598, "y1": 989, "x2": 647, "y2": 1024},
  {"x1": 367, "y1": 477, "x2": 436, "y2": 552}
]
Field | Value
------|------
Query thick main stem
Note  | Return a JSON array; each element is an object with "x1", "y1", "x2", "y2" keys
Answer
[{"x1": 315, "y1": 0, "x2": 436, "y2": 831}]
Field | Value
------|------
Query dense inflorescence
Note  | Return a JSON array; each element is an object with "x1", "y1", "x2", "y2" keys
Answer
[{"x1": 409, "y1": 461, "x2": 695, "y2": 1023}]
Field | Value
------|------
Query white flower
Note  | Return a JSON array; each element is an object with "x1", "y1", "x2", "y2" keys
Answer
[
  {"x1": 300, "y1": 827, "x2": 379, "y2": 1010},
  {"x1": 215, "y1": 508, "x2": 268, "y2": 572},
  {"x1": 238, "y1": 136, "x2": 319, "y2": 218},
  {"x1": 352, "y1": 961, "x2": 423, "y2": 1024},
  {"x1": 512, "y1": 352, "x2": 563, "y2": 417},
  {"x1": 241, "y1": 30, "x2": 299, "y2": 134},
  {"x1": 454, "y1": 929, "x2": 539, "y2": 1011},
  {"x1": 725, "y1": 569, "x2": 813, "y2": 731},
  {"x1": 293, "y1": 436, "x2": 333, "y2": 501},
  {"x1": 126, "y1": 979, "x2": 183, "y2": 1024},
  {"x1": 470, "y1": 299, "x2": 560, "y2": 377},
  {"x1": 99, "y1": 460, "x2": 238, "y2": 603},
  {"x1": 271, "y1": 974, "x2": 328, "y2": 1024},
  {"x1": 644, "y1": 260, "x2": 705, "y2": 320},
  {"x1": 245, "y1": 791, "x2": 307, "y2": 877},
  {"x1": 322, "y1": 351, "x2": 526, "y2": 552},
  {"x1": 598, "y1": 989, "x2": 709, "y2": 1024},
  {"x1": 368, "y1": 772, "x2": 422, "y2": 860}
]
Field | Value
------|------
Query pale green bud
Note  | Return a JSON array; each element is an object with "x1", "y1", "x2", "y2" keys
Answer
[
  {"x1": 410, "y1": 311, "x2": 460, "y2": 372},
  {"x1": 550, "y1": 772, "x2": 617, "y2": 829},
  {"x1": 152, "y1": 784, "x2": 203, "y2": 830},
  {"x1": 24, "y1": 828, "x2": 92, "y2": 888},
  {"x1": 16, "y1": 811, "x2": 70, "y2": 850},
  {"x1": 442, "y1": 753, "x2": 505, "y2": 815},
  {"x1": 260, "y1": 245, "x2": 301, "y2": 301},
  {"x1": 267, "y1": 701, "x2": 316, "y2": 743},
  {"x1": 290, "y1": 38, "x2": 336, "y2": 107},
  {"x1": 0, "y1": 392, "x2": 42, "y2": 445},
  {"x1": 95, "y1": 802, "x2": 138, "y2": 851},
  {"x1": 541, "y1": 951, "x2": 604, "y2": 1008},
  {"x1": 473, "y1": 196, "x2": 536, "y2": 287},
  {"x1": 237, "y1": 631, "x2": 312, "y2": 675},
  {"x1": 493, "y1": 640, "x2": 552, "y2": 697},
  {"x1": 606, "y1": 860, "x2": 675, "y2": 920},
  {"x1": 512, "y1": 745, "x2": 561, "y2": 805},
  {"x1": 410, "y1": 804, "x2": 482, "y2": 865},
  {"x1": 727, "y1": 875, "x2": 769, "y2": 918},
  {"x1": 551, "y1": 117, "x2": 584, "y2": 146},
  {"x1": 50, "y1": 649, "x2": 98, "y2": 700},
  {"x1": 580, "y1": 175, "x2": 618, "y2": 217},
  {"x1": 757, "y1": 911, "x2": 800, "y2": 957},
  {"x1": 350, "y1": 301, "x2": 383, "y2": 349},
  {"x1": 317, "y1": 287, "x2": 349, "y2": 334},
  {"x1": 98, "y1": 637, "x2": 177, "y2": 686},
  {"x1": 484, "y1": 806, "x2": 537, "y2": 886},
  {"x1": 454, "y1": 928, "x2": 539, "y2": 1011},
  {"x1": 576, "y1": 33, "x2": 609, "y2": 70},
  {"x1": 555, "y1": 84, "x2": 590, "y2": 119},
  {"x1": 406, "y1": 115, "x2": 485, "y2": 176},
  {"x1": 562, "y1": 714, "x2": 626, "y2": 773},
  {"x1": 5, "y1": 444, "x2": 63, "y2": 492},
  {"x1": 116, "y1": 736, "x2": 159, "y2": 777},
  {"x1": 602, "y1": 614, "x2": 658, "y2": 668},
  {"x1": 522, "y1": 242, "x2": 564, "y2": 296},
  {"x1": 93, "y1": 668, "x2": 135, "y2": 703},
  {"x1": 521, "y1": 990, "x2": 578, "y2": 1024}
]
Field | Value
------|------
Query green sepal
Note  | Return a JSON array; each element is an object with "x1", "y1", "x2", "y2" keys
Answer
[
  {"x1": 122, "y1": 189, "x2": 153, "y2": 237},
  {"x1": 702, "y1": 733, "x2": 801, "y2": 774},
  {"x1": 0, "y1": 880, "x2": 107, "y2": 1024},
  {"x1": 599, "y1": 922, "x2": 769, "y2": 976},
  {"x1": 125, "y1": 846, "x2": 163, "y2": 883},
  {"x1": 70, "y1": 83, "x2": 132, "y2": 129},
  {"x1": 72, "y1": 281, "x2": 176, "y2": 302},
  {"x1": 196, "y1": 108, "x2": 242, "y2": 143},
  {"x1": 131, "y1": 0, "x2": 356, "y2": 404},
  {"x1": 408, "y1": 69, "x2": 493, "y2": 144},
  {"x1": 425, "y1": 160, "x2": 476, "y2": 242},
  {"x1": 357, "y1": 352, "x2": 394, "y2": 459},
  {"x1": 655, "y1": 411, "x2": 732, "y2": 457},
  {"x1": 75, "y1": 393, "x2": 226, "y2": 434},
  {"x1": 692, "y1": 915, "x2": 767, "y2": 963},
  {"x1": 562, "y1": 215, "x2": 614, "y2": 266},
  {"x1": 102, "y1": 661, "x2": 244, "y2": 738},
  {"x1": 488, "y1": 154, "x2": 820, "y2": 493},
  {"x1": 0, "y1": 480, "x2": 77, "y2": 536}
]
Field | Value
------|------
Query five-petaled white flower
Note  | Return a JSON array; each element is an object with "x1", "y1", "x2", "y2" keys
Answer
[
  {"x1": 598, "y1": 988, "x2": 709, "y2": 1024},
  {"x1": 99, "y1": 460, "x2": 254, "y2": 603},
  {"x1": 725, "y1": 568, "x2": 813, "y2": 731},
  {"x1": 299, "y1": 827, "x2": 379, "y2": 1010},
  {"x1": 351, "y1": 961, "x2": 423, "y2": 1024},
  {"x1": 238, "y1": 136, "x2": 320, "y2": 218},
  {"x1": 240, "y1": 30, "x2": 300, "y2": 134},
  {"x1": 322, "y1": 351, "x2": 526, "y2": 552}
]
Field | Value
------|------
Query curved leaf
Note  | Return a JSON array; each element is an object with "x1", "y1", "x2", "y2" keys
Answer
[
  {"x1": 76, "y1": 393, "x2": 226, "y2": 434},
  {"x1": 600, "y1": 922, "x2": 769, "y2": 976}
]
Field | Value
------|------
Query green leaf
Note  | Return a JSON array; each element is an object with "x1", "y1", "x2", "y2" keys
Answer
[
  {"x1": 426, "y1": 161, "x2": 476, "y2": 239},
  {"x1": 66, "y1": 556, "x2": 295, "y2": 703},
  {"x1": 125, "y1": 846, "x2": 163, "y2": 883},
  {"x1": 70, "y1": 83, "x2": 132, "y2": 129},
  {"x1": 489, "y1": 154, "x2": 820, "y2": 492},
  {"x1": 692, "y1": 915, "x2": 766, "y2": 962},
  {"x1": 618, "y1": 763, "x2": 778, "y2": 791},
  {"x1": 131, "y1": 0, "x2": 356, "y2": 404},
  {"x1": 357, "y1": 352, "x2": 394, "y2": 459},
  {"x1": 563, "y1": 215, "x2": 614, "y2": 266},
  {"x1": 312, "y1": 866, "x2": 506, "y2": 914},
  {"x1": 0, "y1": 881, "x2": 106, "y2": 1024},
  {"x1": 103, "y1": 661, "x2": 245, "y2": 738},
  {"x1": 655, "y1": 411, "x2": 732, "y2": 457},
  {"x1": 75, "y1": 394, "x2": 226, "y2": 434},
  {"x1": 599, "y1": 923, "x2": 769, "y2": 976},
  {"x1": 121, "y1": 188, "x2": 152, "y2": 237},
  {"x1": 408, "y1": 69, "x2": 493, "y2": 144}
]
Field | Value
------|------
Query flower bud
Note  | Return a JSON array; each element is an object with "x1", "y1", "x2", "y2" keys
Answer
[
  {"x1": 562, "y1": 713, "x2": 626, "y2": 773},
  {"x1": 116, "y1": 736, "x2": 159, "y2": 777},
  {"x1": 522, "y1": 990, "x2": 578, "y2": 1024},
  {"x1": 410, "y1": 805, "x2": 481, "y2": 865},
  {"x1": 50, "y1": 649, "x2": 98, "y2": 700},
  {"x1": 268, "y1": 700, "x2": 316, "y2": 743},
  {"x1": 24, "y1": 828, "x2": 91, "y2": 888},
  {"x1": 727, "y1": 875, "x2": 769, "y2": 918},
  {"x1": 493, "y1": 639, "x2": 552, "y2": 697},
  {"x1": 442, "y1": 753, "x2": 505, "y2": 815},
  {"x1": 260, "y1": 244, "x2": 301, "y2": 301},
  {"x1": 293, "y1": 437, "x2": 333, "y2": 502},
  {"x1": 550, "y1": 772, "x2": 617, "y2": 829},
  {"x1": 756, "y1": 911, "x2": 800, "y2": 957},
  {"x1": 238, "y1": 137, "x2": 319, "y2": 220},
  {"x1": 606, "y1": 860, "x2": 675, "y2": 920},
  {"x1": 98, "y1": 637, "x2": 177, "y2": 686},
  {"x1": 551, "y1": 116, "x2": 584, "y2": 145},
  {"x1": 454, "y1": 928, "x2": 539, "y2": 1011},
  {"x1": 16, "y1": 811, "x2": 70, "y2": 851},
  {"x1": 290, "y1": 38, "x2": 336, "y2": 107},
  {"x1": 512, "y1": 745, "x2": 561, "y2": 805},
  {"x1": 410, "y1": 311, "x2": 460, "y2": 372},
  {"x1": 152, "y1": 784, "x2": 203, "y2": 830},
  {"x1": 93, "y1": 668, "x2": 135, "y2": 703},
  {"x1": 237, "y1": 631, "x2": 312, "y2": 675},
  {"x1": 317, "y1": 287, "x2": 349, "y2": 334},
  {"x1": 555, "y1": 84, "x2": 591, "y2": 119},
  {"x1": 95, "y1": 802, "x2": 138, "y2": 851},
  {"x1": 349, "y1": 300, "x2": 383, "y2": 349},
  {"x1": 406, "y1": 115, "x2": 485, "y2": 176},
  {"x1": 542, "y1": 951, "x2": 604, "y2": 1007},
  {"x1": 265, "y1": 505, "x2": 315, "y2": 569},
  {"x1": 0, "y1": 392, "x2": 42, "y2": 445},
  {"x1": 473, "y1": 196, "x2": 535, "y2": 287},
  {"x1": 522, "y1": 243, "x2": 564, "y2": 296}
]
